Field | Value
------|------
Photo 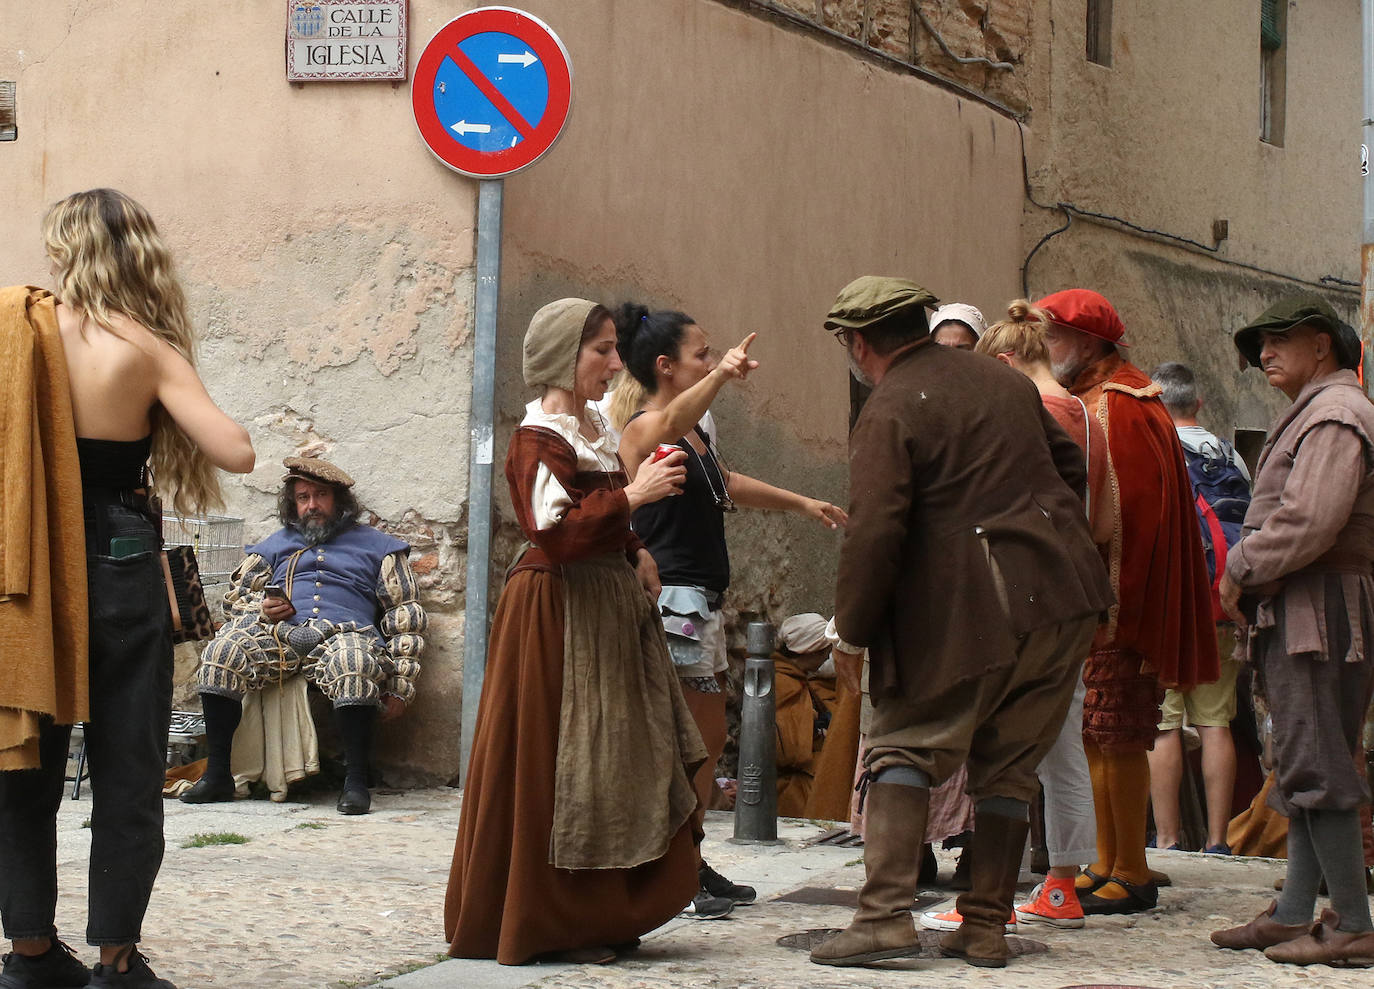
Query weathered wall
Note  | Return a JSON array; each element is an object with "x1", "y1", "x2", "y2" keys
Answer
[
  {"x1": 1023, "y1": 0, "x2": 1361, "y2": 437},
  {"x1": 491, "y1": 0, "x2": 1026, "y2": 622},
  {"x1": 0, "y1": 1, "x2": 479, "y2": 783}
]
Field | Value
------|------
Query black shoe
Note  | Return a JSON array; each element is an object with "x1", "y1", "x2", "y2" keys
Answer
[
  {"x1": 179, "y1": 775, "x2": 235, "y2": 804},
  {"x1": 0, "y1": 937, "x2": 90, "y2": 988},
  {"x1": 699, "y1": 862, "x2": 756, "y2": 904},
  {"x1": 680, "y1": 889, "x2": 733, "y2": 920},
  {"x1": 336, "y1": 782, "x2": 371, "y2": 815},
  {"x1": 948, "y1": 849, "x2": 973, "y2": 891},
  {"x1": 87, "y1": 949, "x2": 173, "y2": 989}
]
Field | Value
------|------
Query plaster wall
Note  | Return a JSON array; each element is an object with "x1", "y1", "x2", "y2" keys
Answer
[
  {"x1": 0, "y1": 0, "x2": 481, "y2": 783},
  {"x1": 1024, "y1": 0, "x2": 1361, "y2": 437},
  {"x1": 490, "y1": 0, "x2": 1026, "y2": 621}
]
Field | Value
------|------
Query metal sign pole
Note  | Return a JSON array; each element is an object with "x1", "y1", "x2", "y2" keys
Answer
[
  {"x1": 461, "y1": 177, "x2": 503, "y2": 784},
  {"x1": 1362, "y1": 0, "x2": 1374, "y2": 391}
]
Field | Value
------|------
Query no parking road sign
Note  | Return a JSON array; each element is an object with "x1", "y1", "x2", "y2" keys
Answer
[{"x1": 411, "y1": 6, "x2": 573, "y2": 178}]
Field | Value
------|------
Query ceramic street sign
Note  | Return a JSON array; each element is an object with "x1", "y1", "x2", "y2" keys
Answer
[
  {"x1": 411, "y1": 6, "x2": 573, "y2": 178},
  {"x1": 287, "y1": 1, "x2": 408, "y2": 82}
]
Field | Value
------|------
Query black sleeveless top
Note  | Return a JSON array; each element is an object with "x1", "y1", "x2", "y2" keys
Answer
[
  {"x1": 627, "y1": 415, "x2": 730, "y2": 596},
  {"x1": 76, "y1": 435, "x2": 152, "y2": 491}
]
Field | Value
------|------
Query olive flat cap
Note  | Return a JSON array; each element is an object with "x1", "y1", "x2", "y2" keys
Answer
[
  {"x1": 282, "y1": 456, "x2": 354, "y2": 488},
  {"x1": 1233, "y1": 294, "x2": 1362, "y2": 370},
  {"x1": 824, "y1": 276, "x2": 939, "y2": 331}
]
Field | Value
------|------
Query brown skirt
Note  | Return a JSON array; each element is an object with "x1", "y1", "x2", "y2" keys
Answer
[{"x1": 444, "y1": 569, "x2": 698, "y2": 964}]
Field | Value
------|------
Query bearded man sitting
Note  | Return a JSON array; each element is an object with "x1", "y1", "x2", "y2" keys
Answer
[{"x1": 180, "y1": 456, "x2": 426, "y2": 814}]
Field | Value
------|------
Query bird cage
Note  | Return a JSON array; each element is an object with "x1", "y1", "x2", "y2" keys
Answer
[{"x1": 161, "y1": 513, "x2": 244, "y2": 585}]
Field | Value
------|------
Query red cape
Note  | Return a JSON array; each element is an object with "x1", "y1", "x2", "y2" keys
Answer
[{"x1": 1073, "y1": 355, "x2": 1219, "y2": 690}]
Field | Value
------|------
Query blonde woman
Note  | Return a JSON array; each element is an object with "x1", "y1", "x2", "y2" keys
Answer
[{"x1": 0, "y1": 189, "x2": 253, "y2": 989}]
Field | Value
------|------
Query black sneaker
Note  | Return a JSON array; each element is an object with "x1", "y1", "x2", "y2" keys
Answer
[
  {"x1": 699, "y1": 862, "x2": 756, "y2": 904},
  {"x1": 0, "y1": 937, "x2": 90, "y2": 988},
  {"x1": 680, "y1": 889, "x2": 734, "y2": 920},
  {"x1": 88, "y1": 950, "x2": 174, "y2": 989}
]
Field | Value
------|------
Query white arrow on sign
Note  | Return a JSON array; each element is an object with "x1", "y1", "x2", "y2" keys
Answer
[
  {"x1": 497, "y1": 51, "x2": 538, "y2": 68},
  {"x1": 451, "y1": 120, "x2": 491, "y2": 135}
]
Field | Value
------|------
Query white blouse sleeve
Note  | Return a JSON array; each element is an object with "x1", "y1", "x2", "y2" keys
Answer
[{"x1": 530, "y1": 460, "x2": 573, "y2": 531}]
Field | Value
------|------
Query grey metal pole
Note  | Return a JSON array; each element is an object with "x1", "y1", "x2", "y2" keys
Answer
[
  {"x1": 733, "y1": 621, "x2": 780, "y2": 843},
  {"x1": 1362, "y1": 0, "x2": 1374, "y2": 392},
  {"x1": 460, "y1": 178, "x2": 503, "y2": 784}
]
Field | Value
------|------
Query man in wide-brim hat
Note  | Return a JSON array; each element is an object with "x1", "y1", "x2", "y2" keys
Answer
[
  {"x1": 1210, "y1": 295, "x2": 1374, "y2": 965},
  {"x1": 181, "y1": 455, "x2": 427, "y2": 815},
  {"x1": 811, "y1": 276, "x2": 1112, "y2": 969}
]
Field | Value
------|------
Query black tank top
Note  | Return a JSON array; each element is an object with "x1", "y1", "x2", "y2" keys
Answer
[
  {"x1": 76, "y1": 435, "x2": 152, "y2": 491},
  {"x1": 628, "y1": 415, "x2": 730, "y2": 595}
]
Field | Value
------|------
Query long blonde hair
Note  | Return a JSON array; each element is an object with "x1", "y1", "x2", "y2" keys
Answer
[
  {"x1": 974, "y1": 299, "x2": 1053, "y2": 365},
  {"x1": 44, "y1": 188, "x2": 223, "y2": 516}
]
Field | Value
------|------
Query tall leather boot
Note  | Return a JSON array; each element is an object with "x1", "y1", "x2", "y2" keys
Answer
[
  {"x1": 181, "y1": 693, "x2": 242, "y2": 803},
  {"x1": 810, "y1": 782, "x2": 929, "y2": 966},
  {"x1": 940, "y1": 811, "x2": 1030, "y2": 968},
  {"x1": 334, "y1": 704, "x2": 376, "y2": 815}
]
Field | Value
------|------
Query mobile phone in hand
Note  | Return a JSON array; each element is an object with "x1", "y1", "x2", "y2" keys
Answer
[{"x1": 264, "y1": 585, "x2": 287, "y2": 600}]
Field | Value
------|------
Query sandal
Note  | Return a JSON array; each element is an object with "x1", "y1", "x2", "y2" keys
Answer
[{"x1": 1079, "y1": 877, "x2": 1158, "y2": 916}]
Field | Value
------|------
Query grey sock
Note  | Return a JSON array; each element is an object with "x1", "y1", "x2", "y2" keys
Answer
[
  {"x1": 1306, "y1": 808, "x2": 1374, "y2": 932},
  {"x1": 1274, "y1": 810, "x2": 1321, "y2": 926},
  {"x1": 976, "y1": 796, "x2": 1030, "y2": 821},
  {"x1": 874, "y1": 766, "x2": 931, "y2": 788}
]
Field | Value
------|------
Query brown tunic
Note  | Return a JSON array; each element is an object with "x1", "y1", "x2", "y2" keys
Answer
[
  {"x1": 445, "y1": 426, "x2": 700, "y2": 964},
  {"x1": 1228, "y1": 369, "x2": 1374, "y2": 814}
]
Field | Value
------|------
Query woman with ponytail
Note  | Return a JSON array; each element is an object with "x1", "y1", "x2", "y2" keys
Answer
[
  {"x1": 614, "y1": 303, "x2": 846, "y2": 915},
  {"x1": 0, "y1": 188, "x2": 253, "y2": 989}
]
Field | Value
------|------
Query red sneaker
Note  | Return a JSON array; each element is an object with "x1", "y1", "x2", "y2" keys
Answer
[
  {"x1": 919, "y1": 907, "x2": 1017, "y2": 933},
  {"x1": 1015, "y1": 876, "x2": 1086, "y2": 929}
]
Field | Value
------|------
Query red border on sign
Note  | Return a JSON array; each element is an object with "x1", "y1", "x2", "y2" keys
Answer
[{"x1": 411, "y1": 7, "x2": 572, "y2": 179}]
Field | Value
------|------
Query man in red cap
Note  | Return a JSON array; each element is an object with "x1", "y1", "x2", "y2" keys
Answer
[{"x1": 1038, "y1": 288, "x2": 1218, "y2": 914}]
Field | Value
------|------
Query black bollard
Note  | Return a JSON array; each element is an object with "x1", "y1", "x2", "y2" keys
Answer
[{"x1": 733, "y1": 620, "x2": 780, "y2": 843}]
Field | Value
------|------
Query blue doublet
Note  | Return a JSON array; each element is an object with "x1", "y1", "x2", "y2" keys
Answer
[{"x1": 249, "y1": 524, "x2": 409, "y2": 631}]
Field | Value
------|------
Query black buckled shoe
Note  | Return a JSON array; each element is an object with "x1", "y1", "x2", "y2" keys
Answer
[
  {"x1": 336, "y1": 782, "x2": 371, "y2": 815},
  {"x1": 87, "y1": 948, "x2": 174, "y2": 989},
  {"x1": 0, "y1": 937, "x2": 90, "y2": 988},
  {"x1": 1079, "y1": 877, "x2": 1158, "y2": 915}
]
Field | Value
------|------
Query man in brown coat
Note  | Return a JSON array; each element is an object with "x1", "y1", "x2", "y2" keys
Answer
[
  {"x1": 1210, "y1": 295, "x2": 1374, "y2": 966},
  {"x1": 810, "y1": 277, "x2": 1113, "y2": 969}
]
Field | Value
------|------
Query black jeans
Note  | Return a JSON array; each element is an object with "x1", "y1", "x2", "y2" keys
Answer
[{"x1": 0, "y1": 493, "x2": 172, "y2": 945}]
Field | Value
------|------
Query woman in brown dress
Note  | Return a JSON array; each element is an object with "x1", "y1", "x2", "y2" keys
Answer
[{"x1": 444, "y1": 299, "x2": 706, "y2": 965}]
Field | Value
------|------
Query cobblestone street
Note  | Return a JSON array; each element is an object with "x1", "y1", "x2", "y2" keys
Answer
[{"x1": 34, "y1": 788, "x2": 1373, "y2": 988}]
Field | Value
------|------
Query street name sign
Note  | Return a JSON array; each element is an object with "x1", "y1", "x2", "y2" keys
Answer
[
  {"x1": 411, "y1": 6, "x2": 573, "y2": 178},
  {"x1": 287, "y1": 0, "x2": 408, "y2": 82}
]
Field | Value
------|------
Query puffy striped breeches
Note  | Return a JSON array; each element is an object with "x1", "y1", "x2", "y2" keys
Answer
[{"x1": 196, "y1": 617, "x2": 390, "y2": 707}]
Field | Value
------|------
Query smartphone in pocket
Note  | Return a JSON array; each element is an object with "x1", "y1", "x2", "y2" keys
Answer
[{"x1": 109, "y1": 535, "x2": 154, "y2": 558}]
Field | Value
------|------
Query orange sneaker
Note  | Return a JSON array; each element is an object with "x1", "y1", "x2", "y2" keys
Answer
[
  {"x1": 919, "y1": 907, "x2": 1017, "y2": 933},
  {"x1": 1014, "y1": 877, "x2": 1086, "y2": 929}
]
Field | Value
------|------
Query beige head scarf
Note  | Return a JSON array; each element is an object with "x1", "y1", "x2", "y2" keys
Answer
[{"x1": 523, "y1": 298, "x2": 600, "y2": 391}]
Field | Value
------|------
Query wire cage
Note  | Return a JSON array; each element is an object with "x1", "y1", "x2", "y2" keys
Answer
[{"x1": 161, "y1": 513, "x2": 244, "y2": 584}]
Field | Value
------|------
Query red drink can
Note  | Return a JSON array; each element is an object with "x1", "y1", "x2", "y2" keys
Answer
[{"x1": 652, "y1": 443, "x2": 678, "y2": 463}]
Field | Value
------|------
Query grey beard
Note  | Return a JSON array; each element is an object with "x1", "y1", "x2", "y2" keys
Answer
[
  {"x1": 294, "y1": 511, "x2": 354, "y2": 546},
  {"x1": 848, "y1": 352, "x2": 875, "y2": 388},
  {"x1": 1050, "y1": 355, "x2": 1088, "y2": 389}
]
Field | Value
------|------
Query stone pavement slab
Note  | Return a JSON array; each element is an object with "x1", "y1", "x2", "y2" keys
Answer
[{"x1": 41, "y1": 789, "x2": 1374, "y2": 987}]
